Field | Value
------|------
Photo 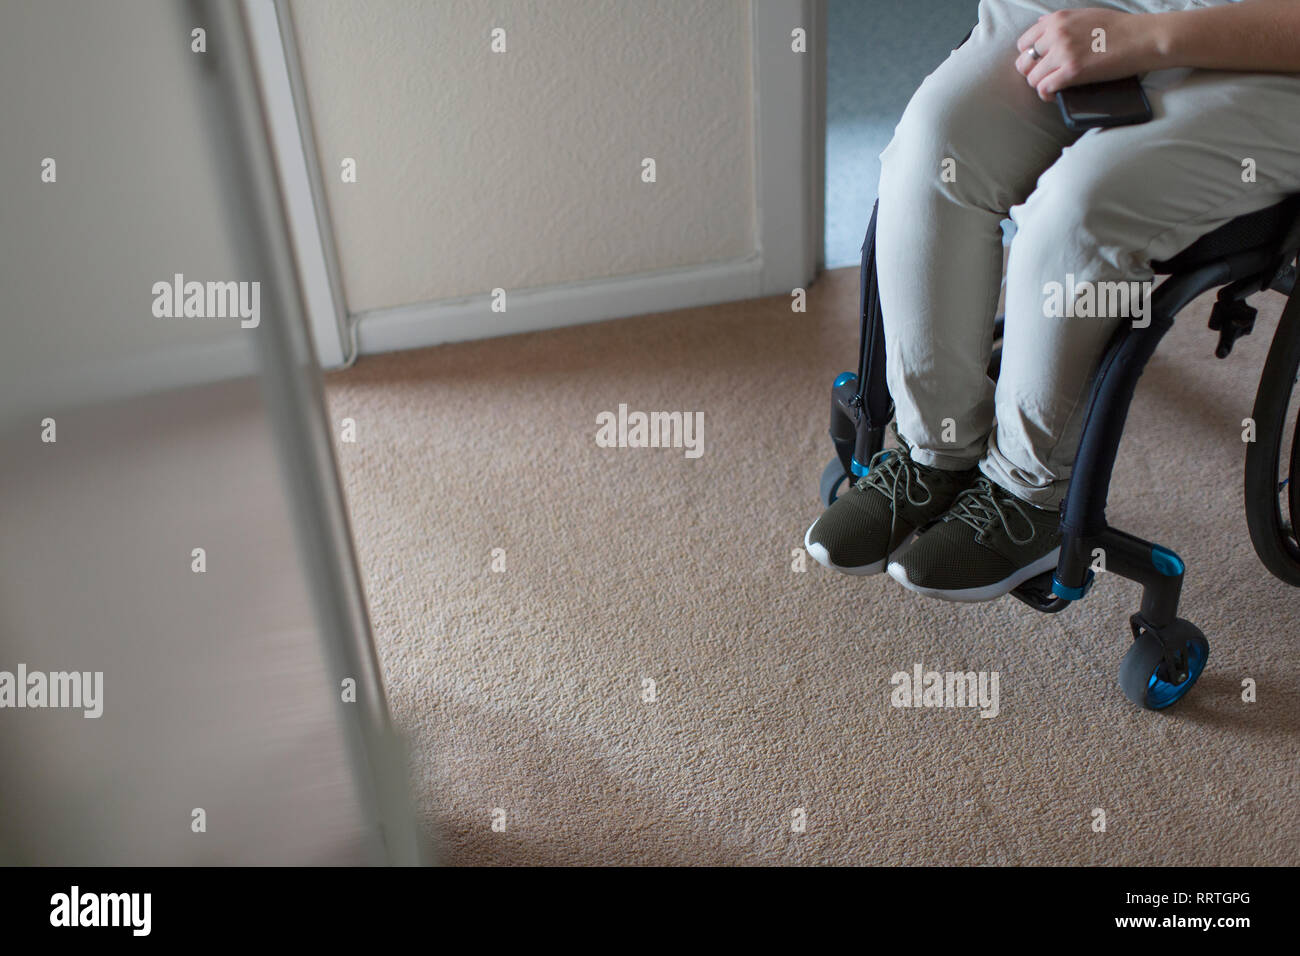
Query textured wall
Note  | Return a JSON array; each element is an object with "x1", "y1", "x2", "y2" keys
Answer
[
  {"x1": 289, "y1": 0, "x2": 757, "y2": 313},
  {"x1": 0, "y1": 0, "x2": 250, "y2": 407}
]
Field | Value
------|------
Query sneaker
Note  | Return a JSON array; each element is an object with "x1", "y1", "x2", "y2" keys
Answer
[
  {"x1": 886, "y1": 475, "x2": 1062, "y2": 602},
  {"x1": 804, "y1": 447, "x2": 977, "y2": 575}
]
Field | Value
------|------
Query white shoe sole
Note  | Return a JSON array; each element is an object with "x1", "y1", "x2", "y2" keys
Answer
[
  {"x1": 804, "y1": 521, "x2": 917, "y2": 577},
  {"x1": 886, "y1": 546, "x2": 1062, "y2": 603}
]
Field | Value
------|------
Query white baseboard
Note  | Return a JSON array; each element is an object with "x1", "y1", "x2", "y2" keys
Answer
[{"x1": 350, "y1": 254, "x2": 766, "y2": 356}]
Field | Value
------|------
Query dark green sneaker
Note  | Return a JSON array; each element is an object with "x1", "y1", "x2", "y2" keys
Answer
[
  {"x1": 886, "y1": 475, "x2": 1062, "y2": 602},
  {"x1": 804, "y1": 447, "x2": 977, "y2": 576}
]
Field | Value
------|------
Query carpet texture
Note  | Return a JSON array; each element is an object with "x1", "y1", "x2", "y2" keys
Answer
[{"x1": 325, "y1": 267, "x2": 1299, "y2": 866}]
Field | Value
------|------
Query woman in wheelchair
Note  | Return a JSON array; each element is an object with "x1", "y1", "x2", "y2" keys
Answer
[{"x1": 806, "y1": 0, "x2": 1300, "y2": 604}]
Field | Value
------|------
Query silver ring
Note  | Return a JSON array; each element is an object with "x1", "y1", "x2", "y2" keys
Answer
[{"x1": 1029, "y1": 43, "x2": 1043, "y2": 60}]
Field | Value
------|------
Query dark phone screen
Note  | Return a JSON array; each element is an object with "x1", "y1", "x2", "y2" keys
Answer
[{"x1": 1057, "y1": 77, "x2": 1153, "y2": 130}]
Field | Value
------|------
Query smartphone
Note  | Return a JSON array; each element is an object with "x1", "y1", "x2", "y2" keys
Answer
[{"x1": 1056, "y1": 77, "x2": 1153, "y2": 132}]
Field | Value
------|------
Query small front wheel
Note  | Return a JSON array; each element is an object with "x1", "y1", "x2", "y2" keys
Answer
[
  {"x1": 1118, "y1": 621, "x2": 1209, "y2": 710},
  {"x1": 820, "y1": 458, "x2": 850, "y2": 507}
]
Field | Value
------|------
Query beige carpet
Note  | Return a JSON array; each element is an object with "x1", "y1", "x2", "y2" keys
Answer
[{"x1": 325, "y1": 267, "x2": 1299, "y2": 866}]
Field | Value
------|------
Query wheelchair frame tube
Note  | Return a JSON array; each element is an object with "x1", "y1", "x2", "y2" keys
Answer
[
  {"x1": 856, "y1": 202, "x2": 892, "y2": 459},
  {"x1": 1094, "y1": 528, "x2": 1185, "y2": 627},
  {"x1": 1055, "y1": 261, "x2": 1234, "y2": 594}
]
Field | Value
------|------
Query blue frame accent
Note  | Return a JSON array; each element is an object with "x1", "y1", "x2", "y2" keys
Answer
[
  {"x1": 1051, "y1": 569, "x2": 1095, "y2": 601},
  {"x1": 851, "y1": 448, "x2": 892, "y2": 477},
  {"x1": 1150, "y1": 545, "x2": 1185, "y2": 577},
  {"x1": 833, "y1": 372, "x2": 858, "y2": 388}
]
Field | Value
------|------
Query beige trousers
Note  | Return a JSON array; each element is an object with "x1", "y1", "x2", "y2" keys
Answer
[{"x1": 875, "y1": 0, "x2": 1300, "y2": 507}]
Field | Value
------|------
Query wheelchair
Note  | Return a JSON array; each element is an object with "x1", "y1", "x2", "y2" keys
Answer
[{"x1": 818, "y1": 191, "x2": 1300, "y2": 711}]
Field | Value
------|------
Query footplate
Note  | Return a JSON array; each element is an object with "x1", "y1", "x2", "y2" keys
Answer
[{"x1": 1010, "y1": 570, "x2": 1071, "y2": 613}]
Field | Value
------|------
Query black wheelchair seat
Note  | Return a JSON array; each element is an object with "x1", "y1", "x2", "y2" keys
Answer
[{"x1": 1153, "y1": 195, "x2": 1300, "y2": 276}]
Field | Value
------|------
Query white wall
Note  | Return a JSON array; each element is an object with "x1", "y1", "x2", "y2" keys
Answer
[
  {"x1": 0, "y1": 0, "x2": 257, "y2": 417},
  {"x1": 287, "y1": 0, "x2": 758, "y2": 314}
]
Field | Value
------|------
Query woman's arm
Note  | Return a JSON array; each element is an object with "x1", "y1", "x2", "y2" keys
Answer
[
  {"x1": 1016, "y1": 0, "x2": 1300, "y2": 101},
  {"x1": 1154, "y1": 0, "x2": 1300, "y2": 71}
]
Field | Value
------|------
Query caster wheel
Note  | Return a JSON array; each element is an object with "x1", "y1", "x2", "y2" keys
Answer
[
  {"x1": 1119, "y1": 620, "x2": 1209, "y2": 710},
  {"x1": 820, "y1": 458, "x2": 851, "y2": 506}
]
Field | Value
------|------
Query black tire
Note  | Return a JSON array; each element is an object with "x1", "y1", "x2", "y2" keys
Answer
[
  {"x1": 820, "y1": 457, "x2": 850, "y2": 507},
  {"x1": 1244, "y1": 293, "x2": 1300, "y2": 586},
  {"x1": 1119, "y1": 621, "x2": 1209, "y2": 710}
]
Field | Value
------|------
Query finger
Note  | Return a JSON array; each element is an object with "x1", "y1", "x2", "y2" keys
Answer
[
  {"x1": 1016, "y1": 21, "x2": 1046, "y2": 53},
  {"x1": 1035, "y1": 67, "x2": 1067, "y2": 101},
  {"x1": 1036, "y1": 67, "x2": 1074, "y2": 99},
  {"x1": 1014, "y1": 46, "x2": 1039, "y2": 76},
  {"x1": 1025, "y1": 51, "x2": 1059, "y2": 88}
]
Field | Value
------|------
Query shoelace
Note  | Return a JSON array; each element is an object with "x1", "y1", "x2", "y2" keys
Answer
[
  {"x1": 949, "y1": 477, "x2": 1036, "y2": 546},
  {"x1": 856, "y1": 448, "x2": 934, "y2": 548}
]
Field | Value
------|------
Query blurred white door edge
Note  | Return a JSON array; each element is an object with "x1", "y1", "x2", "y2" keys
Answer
[
  {"x1": 250, "y1": 0, "x2": 825, "y2": 364},
  {"x1": 0, "y1": 0, "x2": 425, "y2": 865},
  {"x1": 245, "y1": 0, "x2": 355, "y2": 370},
  {"x1": 170, "y1": 0, "x2": 429, "y2": 865}
]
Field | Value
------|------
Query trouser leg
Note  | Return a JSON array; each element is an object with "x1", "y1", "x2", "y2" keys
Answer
[
  {"x1": 875, "y1": 0, "x2": 1078, "y2": 470},
  {"x1": 982, "y1": 67, "x2": 1300, "y2": 508}
]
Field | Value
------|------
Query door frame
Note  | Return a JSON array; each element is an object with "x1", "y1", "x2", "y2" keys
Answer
[{"x1": 247, "y1": 0, "x2": 825, "y2": 368}]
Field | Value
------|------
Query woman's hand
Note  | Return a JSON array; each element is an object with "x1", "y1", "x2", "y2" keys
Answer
[{"x1": 1015, "y1": 9, "x2": 1164, "y2": 101}]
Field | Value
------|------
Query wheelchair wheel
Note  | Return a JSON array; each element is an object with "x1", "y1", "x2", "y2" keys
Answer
[
  {"x1": 1119, "y1": 621, "x2": 1209, "y2": 710},
  {"x1": 820, "y1": 458, "x2": 851, "y2": 507},
  {"x1": 1244, "y1": 298, "x2": 1300, "y2": 586}
]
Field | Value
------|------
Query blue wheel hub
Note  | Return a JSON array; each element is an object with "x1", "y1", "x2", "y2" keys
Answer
[{"x1": 1146, "y1": 637, "x2": 1207, "y2": 709}]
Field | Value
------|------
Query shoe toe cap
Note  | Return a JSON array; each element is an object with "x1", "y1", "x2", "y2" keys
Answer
[{"x1": 892, "y1": 532, "x2": 1014, "y2": 590}]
